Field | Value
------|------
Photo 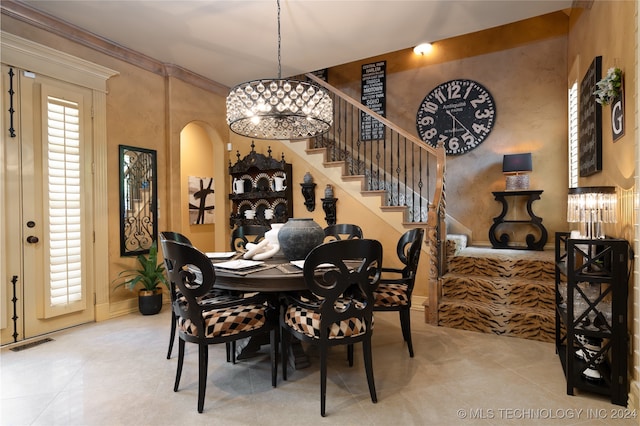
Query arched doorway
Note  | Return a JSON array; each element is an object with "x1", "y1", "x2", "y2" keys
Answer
[{"x1": 178, "y1": 122, "x2": 229, "y2": 251}]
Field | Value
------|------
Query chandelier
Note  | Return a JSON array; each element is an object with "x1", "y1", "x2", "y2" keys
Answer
[{"x1": 226, "y1": 0, "x2": 333, "y2": 140}]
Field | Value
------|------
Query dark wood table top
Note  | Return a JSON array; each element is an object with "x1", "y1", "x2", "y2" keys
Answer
[{"x1": 212, "y1": 255, "x2": 306, "y2": 292}]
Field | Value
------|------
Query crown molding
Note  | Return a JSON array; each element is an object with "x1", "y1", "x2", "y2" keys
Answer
[{"x1": 1, "y1": 0, "x2": 229, "y2": 96}]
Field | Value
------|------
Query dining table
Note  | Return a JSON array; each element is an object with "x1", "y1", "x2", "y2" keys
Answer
[{"x1": 210, "y1": 254, "x2": 311, "y2": 369}]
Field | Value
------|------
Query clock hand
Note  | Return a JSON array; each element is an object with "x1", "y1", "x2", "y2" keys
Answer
[{"x1": 446, "y1": 110, "x2": 474, "y2": 136}]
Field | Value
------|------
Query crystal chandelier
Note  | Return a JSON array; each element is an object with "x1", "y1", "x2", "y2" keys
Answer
[{"x1": 226, "y1": 0, "x2": 333, "y2": 140}]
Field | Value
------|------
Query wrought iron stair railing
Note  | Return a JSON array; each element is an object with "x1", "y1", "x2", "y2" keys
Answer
[
  {"x1": 305, "y1": 72, "x2": 446, "y2": 324},
  {"x1": 305, "y1": 73, "x2": 445, "y2": 223}
]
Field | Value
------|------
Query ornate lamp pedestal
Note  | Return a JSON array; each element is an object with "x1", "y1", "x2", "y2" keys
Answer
[{"x1": 300, "y1": 182, "x2": 316, "y2": 212}]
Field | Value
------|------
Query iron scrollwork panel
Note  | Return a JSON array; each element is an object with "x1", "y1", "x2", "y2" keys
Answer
[{"x1": 119, "y1": 145, "x2": 157, "y2": 256}]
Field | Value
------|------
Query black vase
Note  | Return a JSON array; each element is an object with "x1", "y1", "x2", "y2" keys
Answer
[
  {"x1": 277, "y1": 218, "x2": 324, "y2": 261},
  {"x1": 138, "y1": 288, "x2": 163, "y2": 315}
]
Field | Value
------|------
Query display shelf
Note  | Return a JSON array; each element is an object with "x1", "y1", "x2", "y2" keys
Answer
[
  {"x1": 228, "y1": 144, "x2": 293, "y2": 229},
  {"x1": 554, "y1": 232, "x2": 629, "y2": 406}
]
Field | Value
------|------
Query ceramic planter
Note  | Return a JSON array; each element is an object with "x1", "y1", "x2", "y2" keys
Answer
[{"x1": 138, "y1": 288, "x2": 163, "y2": 315}]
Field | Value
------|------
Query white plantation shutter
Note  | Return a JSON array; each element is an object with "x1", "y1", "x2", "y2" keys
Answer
[
  {"x1": 45, "y1": 96, "x2": 85, "y2": 314},
  {"x1": 568, "y1": 82, "x2": 578, "y2": 188}
]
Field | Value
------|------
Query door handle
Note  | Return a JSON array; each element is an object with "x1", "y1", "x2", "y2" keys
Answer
[{"x1": 26, "y1": 236, "x2": 39, "y2": 244}]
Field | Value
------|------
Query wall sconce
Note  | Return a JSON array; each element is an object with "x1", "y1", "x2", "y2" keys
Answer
[
  {"x1": 300, "y1": 172, "x2": 316, "y2": 212},
  {"x1": 567, "y1": 186, "x2": 617, "y2": 239},
  {"x1": 322, "y1": 184, "x2": 338, "y2": 226},
  {"x1": 503, "y1": 153, "x2": 532, "y2": 190}
]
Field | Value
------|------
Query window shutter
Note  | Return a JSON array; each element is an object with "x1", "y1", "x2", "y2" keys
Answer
[
  {"x1": 46, "y1": 96, "x2": 85, "y2": 313},
  {"x1": 568, "y1": 82, "x2": 578, "y2": 189}
]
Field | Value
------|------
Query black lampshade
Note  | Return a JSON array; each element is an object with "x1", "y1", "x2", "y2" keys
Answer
[{"x1": 503, "y1": 153, "x2": 533, "y2": 173}]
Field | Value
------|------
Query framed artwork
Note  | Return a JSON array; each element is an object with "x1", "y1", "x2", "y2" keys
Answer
[
  {"x1": 119, "y1": 145, "x2": 157, "y2": 256},
  {"x1": 188, "y1": 176, "x2": 215, "y2": 224},
  {"x1": 579, "y1": 56, "x2": 602, "y2": 176}
]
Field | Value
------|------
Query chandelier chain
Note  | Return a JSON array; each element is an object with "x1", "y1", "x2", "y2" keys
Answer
[
  {"x1": 225, "y1": 0, "x2": 333, "y2": 140},
  {"x1": 277, "y1": 0, "x2": 281, "y2": 79}
]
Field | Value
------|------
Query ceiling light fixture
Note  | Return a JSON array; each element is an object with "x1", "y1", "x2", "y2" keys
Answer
[
  {"x1": 413, "y1": 42, "x2": 433, "y2": 55},
  {"x1": 226, "y1": 0, "x2": 333, "y2": 140}
]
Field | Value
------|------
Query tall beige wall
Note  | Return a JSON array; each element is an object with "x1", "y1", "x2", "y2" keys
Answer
[
  {"x1": 567, "y1": 0, "x2": 638, "y2": 411},
  {"x1": 329, "y1": 12, "x2": 570, "y2": 246}
]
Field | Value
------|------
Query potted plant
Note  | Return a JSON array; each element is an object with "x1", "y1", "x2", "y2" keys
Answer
[
  {"x1": 593, "y1": 67, "x2": 622, "y2": 105},
  {"x1": 113, "y1": 241, "x2": 168, "y2": 315}
]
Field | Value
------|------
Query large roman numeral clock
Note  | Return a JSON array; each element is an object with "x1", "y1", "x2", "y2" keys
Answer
[{"x1": 416, "y1": 79, "x2": 496, "y2": 155}]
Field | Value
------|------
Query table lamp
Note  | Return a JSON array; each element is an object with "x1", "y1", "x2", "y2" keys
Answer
[
  {"x1": 503, "y1": 153, "x2": 532, "y2": 190},
  {"x1": 567, "y1": 186, "x2": 617, "y2": 239}
]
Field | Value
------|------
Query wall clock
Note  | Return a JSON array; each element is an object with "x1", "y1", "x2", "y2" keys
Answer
[{"x1": 416, "y1": 79, "x2": 496, "y2": 155}]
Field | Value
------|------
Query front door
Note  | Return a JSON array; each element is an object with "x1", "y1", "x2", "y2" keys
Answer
[{"x1": 1, "y1": 65, "x2": 95, "y2": 345}]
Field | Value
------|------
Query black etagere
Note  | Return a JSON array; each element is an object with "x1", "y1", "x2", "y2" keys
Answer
[
  {"x1": 228, "y1": 144, "x2": 293, "y2": 229},
  {"x1": 554, "y1": 232, "x2": 630, "y2": 406}
]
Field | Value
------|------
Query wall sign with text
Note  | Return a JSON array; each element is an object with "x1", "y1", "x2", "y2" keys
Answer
[
  {"x1": 611, "y1": 91, "x2": 624, "y2": 141},
  {"x1": 360, "y1": 61, "x2": 386, "y2": 140},
  {"x1": 579, "y1": 56, "x2": 602, "y2": 177}
]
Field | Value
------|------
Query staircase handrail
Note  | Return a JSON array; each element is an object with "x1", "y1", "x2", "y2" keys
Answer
[
  {"x1": 305, "y1": 72, "x2": 446, "y2": 220},
  {"x1": 307, "y1": 72, "x2": 447, "y2": 325}
]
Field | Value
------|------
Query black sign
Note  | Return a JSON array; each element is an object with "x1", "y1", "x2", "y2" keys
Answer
[
  {"x1": 360, "y1": 61, "x2": 386, "y2": 140},
  {"x1": 579, "y1": 56, "x2": 602, "y2": 177}
]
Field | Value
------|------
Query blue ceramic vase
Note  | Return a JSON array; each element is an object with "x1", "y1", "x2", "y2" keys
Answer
[{"x1": 277, "y1": 218, "x2": 324, "y2": 261}]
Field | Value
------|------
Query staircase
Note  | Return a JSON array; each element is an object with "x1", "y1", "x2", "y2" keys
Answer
[
  {"x1": 439, "y1": 245, "x2": 556, "y2": 342},
  {"x1": 301, "y1": 74, "x2": 556, "y2": 341}
]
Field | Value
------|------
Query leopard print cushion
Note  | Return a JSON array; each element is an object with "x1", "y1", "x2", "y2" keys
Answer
[
  {"x1": 178, "y1": 303, "x2": 267, "y2": 338},
  {"x1": 373, "y1": 283, "x2": 409, "y2": 307},
  {"x1": 283, "y1": 299, "x2": 371, "y2": 339}
]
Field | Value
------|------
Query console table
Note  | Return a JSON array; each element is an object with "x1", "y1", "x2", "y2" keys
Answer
[{"x1": 489, "y1": 190, "x2": 548, "y2": 250}]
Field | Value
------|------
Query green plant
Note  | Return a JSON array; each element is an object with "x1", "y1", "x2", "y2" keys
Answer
[
  {"x1": 593, "y1": 67, "x2": 622, "y2": 105},
  {"x1": 113, "y1": 241, "x2": 168, "y2": 291}
]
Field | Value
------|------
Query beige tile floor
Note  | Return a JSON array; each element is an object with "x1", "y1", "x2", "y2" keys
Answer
[{"x1": 1, "y1": 309, "x2": 637, "y2": 426}]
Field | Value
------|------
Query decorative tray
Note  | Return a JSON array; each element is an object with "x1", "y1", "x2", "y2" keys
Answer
[
  {"x1": 214, "y1": 259, "x2": 264, "y2": 270},
  {"x1": 206, "y1": 251, "x2": 237, "y2": 259}
]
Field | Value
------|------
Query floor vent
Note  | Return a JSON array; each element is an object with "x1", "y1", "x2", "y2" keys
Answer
[{"x1": 10, "y1": 337, "x2": 53, "y2": 352}]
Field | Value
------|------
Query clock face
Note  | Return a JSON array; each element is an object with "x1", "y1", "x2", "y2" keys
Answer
[{"x1": 416, "y1": 79, "x2": 496, "y2": 155}]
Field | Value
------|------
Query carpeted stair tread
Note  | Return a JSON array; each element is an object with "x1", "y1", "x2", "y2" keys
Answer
[
  {"x1": 441, "y1": 274, "x2": 554, "y2": 309},
  {"x1": 439, "y1": 246, "x2": 555, "y2": 343},
  {"x1": 438, "y1": 299, "x2": 554, "y2": 342}
]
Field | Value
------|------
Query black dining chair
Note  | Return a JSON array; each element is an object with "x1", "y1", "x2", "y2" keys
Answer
[
  {"x1": 159, "y1": 231, "x2": 192, "y2": 246},
  {"x1": 323, "y1": 223, "x2": 363, "y2": 242},
  {"x1": 230, "y1": 225, "x2": 271, "y2": 252},
  {"x1": 373, "y1": 228, "x2": 424, "y2": 357},
  {"x1": 161, "y1": 239, "x2": 278, "y2": 413},
  {"x1": 280, "y1": 239, "x2": 382, "y2": 417},
  {"x1": 160, "y1": 231, "x2": 193, "y2": 359},
  {"x1": 160, "y1": 232, "x2": 238, "y2": 362}
]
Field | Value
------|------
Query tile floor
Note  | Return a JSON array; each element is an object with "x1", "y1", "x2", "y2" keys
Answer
[{"x1": 1, "y1": 309, "x2": 637, "y2": 425}]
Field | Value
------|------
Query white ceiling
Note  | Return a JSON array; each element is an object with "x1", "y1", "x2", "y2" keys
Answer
[{"x1": 21, "y1": 0, "x2": 573, "y2": 88}]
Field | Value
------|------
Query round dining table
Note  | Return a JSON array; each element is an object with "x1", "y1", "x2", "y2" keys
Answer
[
  {"x1": 211, "y1": 255, "x2": 310, "y2": 368},
  {"x1": 212, "y1": 256, "x2": 307, "y2": 292}
]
